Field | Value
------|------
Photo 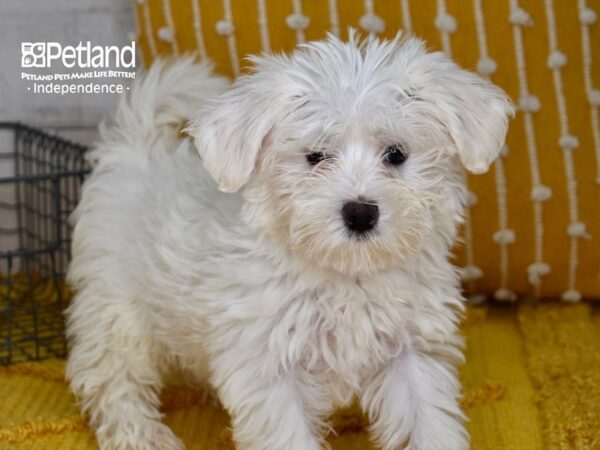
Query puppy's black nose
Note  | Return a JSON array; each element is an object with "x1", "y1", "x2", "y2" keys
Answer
[{"x1": 342, "y1": 200, "x2": 379, "y2": 234}]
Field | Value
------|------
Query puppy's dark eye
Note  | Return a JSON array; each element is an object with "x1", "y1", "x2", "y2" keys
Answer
[
  {"x1": 384, "y1": 144, "x2": 408, "y2": 166},
  {"x1": 306, "y1": 151, "x2": 328, "y2": 166}
]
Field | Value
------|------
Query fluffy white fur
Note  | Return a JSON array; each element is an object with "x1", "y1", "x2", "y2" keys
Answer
[{"x1": 66, "y1": 32, "x2": 513, "y2": 450}]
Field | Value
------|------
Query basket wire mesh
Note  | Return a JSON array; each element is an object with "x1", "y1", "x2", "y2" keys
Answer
[{"x1": 0, "y1": 122, "x2": 88, "y2": 365}]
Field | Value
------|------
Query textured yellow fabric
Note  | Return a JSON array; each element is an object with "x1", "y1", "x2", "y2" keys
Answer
[
  {"x1": 3, "y1": 305, "x2": 599, "y2": 449},
  {"x1": 134, "y1": 0, "x2": 600, "y2": 300},
  {"x1": 461, "y1": 305, "x2": 544, "y2": 450},
  {"x1": 518, "y1": 303, "x2": 600, "y2": 449}
]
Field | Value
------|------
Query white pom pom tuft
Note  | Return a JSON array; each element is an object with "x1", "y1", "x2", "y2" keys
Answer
[
  {"x1": 493, "y1": 229, "x2": 516, "y2": 245},
  {"x1": 559, "y1": 134, "x2": 579, "y2": 150},
  {"x1": 477, "y1": 57, "x2": 497, "y2": 76},
  {"x1": 509, "y1": 7, "x2": 533, "y2": 26},
  {"x1": 567, "y1": 221, "x2": 590, "y2": 238},
  {"x1": 561, "y1": 289, "x2": 581, "y2": 302},
  {"x1": 589, "y1": 89, "x2": 600, "y2": 106},
  {"x1": 527, "y1": 262, "x2": 551, "y2": 285},
  {"x1": 215, "y1": 20, "x2": 235, "y2": 36},
  {"x1": 435, "y1": 13, "x2": 457, "y2": 33},
  {"x1": 519, "y1": 94, "x2": 541, "y2": 113},
  {"x1": 157, "y1": 26, "x2": 174, "y2": 43},
  {"x1": 547, "y1": 50, "x2": 567, "y2": 69},
  {"x1": 359, "y1": 13, "x2": 385, "y2": 34},
  {"x1": 494, "y1": 288, "x2": 517, "y2": 302},
  {"x1": 499, "y1": 144, "x2": 509, "y2": 157},
  {"x1": 461, "y1": 265, "x2": 483, "y2": 281},
  {"x1": 286, "y1": 13, "x2": 310, "y2": 30},
  {"x1": 579, "y1": 7, "x2": 598, "y2": 25},
  {"x1": 531, "y1": 184, "x2": 552, "y2": 202}
]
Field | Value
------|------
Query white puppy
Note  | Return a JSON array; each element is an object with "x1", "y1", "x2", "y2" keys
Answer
[{"x1": 66, "y1": 32, "x2": 512, "y2": 450}]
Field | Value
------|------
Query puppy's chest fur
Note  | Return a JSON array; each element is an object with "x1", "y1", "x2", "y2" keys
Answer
[{"x1": 268, "y1": 277, "x2": 415, "y2": 394}]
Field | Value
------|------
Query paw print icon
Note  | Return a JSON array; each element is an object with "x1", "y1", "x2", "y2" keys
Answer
[{"x1": 21, "y1": 43, "x2": 46, "y2": 68}]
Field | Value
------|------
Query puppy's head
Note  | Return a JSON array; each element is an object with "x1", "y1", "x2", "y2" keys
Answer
[{"x1": 187, "y1": 32, "x2": 513, "y2": 276}]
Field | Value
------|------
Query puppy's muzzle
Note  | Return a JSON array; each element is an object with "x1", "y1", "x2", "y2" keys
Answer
[{"x1": 342, "y1": 200, "x2": 379, "y2": 234}]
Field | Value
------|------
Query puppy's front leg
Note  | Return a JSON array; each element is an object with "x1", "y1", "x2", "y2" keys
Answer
[
  {"x1": 211, "y1": 351, "x2": 323, "y2": 450},
  {"x1": 361, "y1": 347, "x2": 468, "y2": 450}
]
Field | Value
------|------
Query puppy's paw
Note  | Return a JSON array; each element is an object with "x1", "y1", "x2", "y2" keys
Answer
[
  {"x1": 98, "y1": 420, "x2": 185, "y2": 450},
  {"x1": 144, "y1": 423, "x2": 185, "y2": 450},
  {"x1": 404, "y1": 420, "x2": 468, "y2": 450}
]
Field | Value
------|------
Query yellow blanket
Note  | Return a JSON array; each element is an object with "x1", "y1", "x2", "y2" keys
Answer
[{"x1": 1, "y1": 304, "x2": 599, "y2": 449}]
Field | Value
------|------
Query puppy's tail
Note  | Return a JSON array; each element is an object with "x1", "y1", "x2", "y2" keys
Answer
[{"x1": 98, "y1": 56, "x2": 229, "y2": 149}]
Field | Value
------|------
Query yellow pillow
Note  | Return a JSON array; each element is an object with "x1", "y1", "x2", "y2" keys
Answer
[{"x1": 134, "y1": 0, "x2": 600, "y2": 300}]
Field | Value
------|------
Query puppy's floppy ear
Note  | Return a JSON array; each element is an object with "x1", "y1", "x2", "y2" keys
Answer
[
  {"x1": 416, "y1": 51, "x2": 514, "y2": 174},
  {"x1": 185, "y1": 76, "x2": 280, "y2": 193}
]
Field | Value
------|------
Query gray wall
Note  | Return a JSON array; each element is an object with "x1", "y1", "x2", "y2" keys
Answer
[{"x1": 0, "y1": 0, "x2": 135, "y2": 144}]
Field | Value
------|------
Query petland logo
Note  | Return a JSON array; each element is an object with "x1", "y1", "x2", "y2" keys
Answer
[
  {"x1": 21, "y1": 41, "x2": 136, "y2": 95},
  {"x1": 21, "y1": 41, "x2": 135, "y2": 69}
]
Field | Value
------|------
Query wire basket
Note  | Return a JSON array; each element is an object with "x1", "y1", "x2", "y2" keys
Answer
[{"x1": 0, "y1": 123, "x2": 88, "y2": 365}]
